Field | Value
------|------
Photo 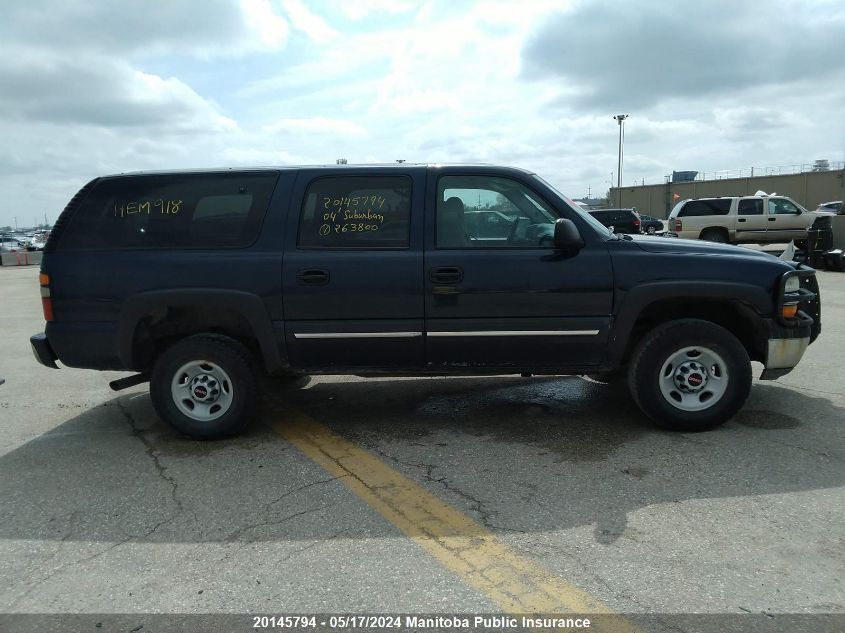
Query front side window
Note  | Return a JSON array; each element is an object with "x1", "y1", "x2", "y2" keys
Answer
[
  {"x1": 298, "y1": 176, "x2": 411, "y2": 248},
  {"x1": 738, "y1": 199, "x2": 764, "y2": 215},
  {"x1": 436, "y1": 175, "x2": 557, "y2": 248},
  {"x1": 59, "y1": 172, "x2": 278, "y2": 250},
  {"x1": 768, "y1": 198, "x2": 800, "y2": 215}
]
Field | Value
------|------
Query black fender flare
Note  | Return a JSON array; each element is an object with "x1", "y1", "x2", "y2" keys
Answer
[
  {"x1": 609, "y1": 280, "x2": 772, "y2": 364},
  {"x1": 117, "y1": 289, "x2": 284, "y2": 372}
]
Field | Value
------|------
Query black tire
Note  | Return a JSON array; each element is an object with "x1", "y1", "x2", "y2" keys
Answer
[
  {"x1": 150, "y1": 334, "x2": 258, "y2": 439},
  {"x1": 700, "y1": 229, "x2": 728, "y2": 243},
  {"x1": 627, "y1": 319, "x2": 751, "y2": 431}
]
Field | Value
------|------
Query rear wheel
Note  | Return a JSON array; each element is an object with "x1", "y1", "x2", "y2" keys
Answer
[
  {"x1": 700, "y1": 229, "x2": 728, "y2": 243},
  {"x1": 628, "y1": 319, "x2": 751, "y2": 431},
  {"x1": 150, "y1": 334, "x2": 258, "y2": 439}
]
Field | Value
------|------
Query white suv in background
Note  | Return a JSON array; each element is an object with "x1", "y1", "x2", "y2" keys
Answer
[{"x1": 668, "y1": 195, "x2": 820, "y2": 244}]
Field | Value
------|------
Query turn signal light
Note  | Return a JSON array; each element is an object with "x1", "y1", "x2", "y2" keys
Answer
[{"x1": 782, "y1": 304, "x2": 798, "y2": 319}]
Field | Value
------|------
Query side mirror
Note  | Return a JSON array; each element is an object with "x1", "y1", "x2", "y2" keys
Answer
[{"x1": 553, "y1": 218, "x2": 585, "y2": 253}]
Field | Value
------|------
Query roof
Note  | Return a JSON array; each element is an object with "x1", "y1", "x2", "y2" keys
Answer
[{"x1": 99, "y1": 163, "x2": 537, "y2": 179}]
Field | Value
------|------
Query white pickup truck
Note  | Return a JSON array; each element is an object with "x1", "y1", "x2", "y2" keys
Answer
[{"x1": 668, "y1": 195, "x2": 821, "y2": 244}]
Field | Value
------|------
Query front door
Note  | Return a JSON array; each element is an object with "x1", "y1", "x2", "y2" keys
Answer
[
  {"x1": 423, "y1": 169, "x2": 614, "y2": 370},
  {"x1": 767, "y1": 197, "x2": 809, "y2": 241},
  {"x1": 735, "y1": 197, "x2": 768, "y2": 241},
  {"x1": 282, "y1": 169, "x2": 425, "y2": 370}
]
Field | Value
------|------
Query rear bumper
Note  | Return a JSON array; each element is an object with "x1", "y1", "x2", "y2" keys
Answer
[
  {"x1": 36, "y1": 322, "x2": 125, "y2": 370},
  {"x1": 30, "y1": 332, "x2": 59, "y2": 369}
]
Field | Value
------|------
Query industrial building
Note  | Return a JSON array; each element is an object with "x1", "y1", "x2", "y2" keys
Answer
[{"x1": 608, "y1": 168, "x2": 844, "y2": 219}]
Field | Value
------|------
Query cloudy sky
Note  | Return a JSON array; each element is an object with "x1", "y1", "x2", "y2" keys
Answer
[{"x1": 1, "y1": 0, "x2": 844, "y2": 228}]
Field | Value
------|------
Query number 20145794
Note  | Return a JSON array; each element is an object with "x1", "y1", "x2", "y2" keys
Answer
[{"x1": 252, "y1": 615, "x2": 316, "y2": 628}]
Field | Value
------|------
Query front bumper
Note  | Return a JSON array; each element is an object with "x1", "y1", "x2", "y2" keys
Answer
[
  {"x1": 759, "y1": 312, "x2": 814, "y2": 380},
  {"x1": 30, "y1": 332, "x2": 59, "y2": 369}
]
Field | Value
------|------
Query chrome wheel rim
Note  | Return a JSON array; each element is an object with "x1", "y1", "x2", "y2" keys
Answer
[
  {"x1": 658, "y1": 346, "x2": 729, "y2": 412},
  {"x1": 647, "y1": 226, "x2": 656, "y2": 234},
  {"x1": 171, "y1": 360, "x2": 233, "y2": 421}
]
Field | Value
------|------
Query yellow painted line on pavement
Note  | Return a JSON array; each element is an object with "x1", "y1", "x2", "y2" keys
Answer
[{"x1": 270, "y1": 409, "x2": 643, "y2": 633}]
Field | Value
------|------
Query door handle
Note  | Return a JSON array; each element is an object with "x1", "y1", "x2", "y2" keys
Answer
[
  {"x1": 768, "y1": 217, "x2": 776, "y2": 222},
  {"x1": 737, "y1": 218, "x2": 746, "y2": 223},
  {"x1": 430, "y1": 267, "x2": 463, "y2": 284},
  {"x1": 296, "y1": 268, "x2": 330, "y2": 285}
]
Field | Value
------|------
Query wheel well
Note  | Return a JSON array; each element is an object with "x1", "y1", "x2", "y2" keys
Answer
[
  {"x1": 622, "y1": 299, "x2": 764, "y2": 365},
  {"x1": 131, "y1": 305, "x2": 260, "y2": 372},
  {"x1": 699, "y1": 226, "x2": 729, "y2": 239}
]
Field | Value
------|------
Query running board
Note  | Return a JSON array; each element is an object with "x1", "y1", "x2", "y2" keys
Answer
[{"x1": 109, "y1": 374, "x2": 149, "y2": 391}]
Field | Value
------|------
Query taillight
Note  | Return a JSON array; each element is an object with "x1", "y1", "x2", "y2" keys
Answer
[
  {"x1": 633, "y1": 219, "x2": 641, "y2": 226},
  {"x1": 39, "y1": 272, "x2": 54, "y2": 322},
  {"x1": 673, "y1": 219, "x2": 682, "y2": 231}
]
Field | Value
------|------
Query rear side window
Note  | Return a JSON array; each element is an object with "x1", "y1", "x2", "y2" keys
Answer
[
  {"x1": 678, "y1": 199, "x2": 731, "y2": 216},
  {"x1": 298, "y1": 175, "x2": 411, "y2": 248},
  {"x1": 58, "y1": 173, "x2": 278, "y2": 250},
  {"x1": 738, "y1": 199, "x2": 763, "y2": 215}
]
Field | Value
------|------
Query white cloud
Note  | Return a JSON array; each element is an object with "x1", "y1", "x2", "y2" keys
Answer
[
  {"x1": 0, "y1": 0, "x2": 289, "y2": 58},
  {"x1": 241, "y1": 0, "x2": 290, "y2": 51},
  {"x1": 262, "y1": 117, "x2": 368, "y2": 137},
  {"x1": 0, "y1": 50, "x2": 236, "y2": 132},
  {"x1": 281, "y1": 0, "x2": 338, "y2": 42},
  {"x1": 339, "y1": 0, "x2": 423, "y2": 21}
]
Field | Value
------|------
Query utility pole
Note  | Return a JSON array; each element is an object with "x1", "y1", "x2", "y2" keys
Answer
[
  {"x1": 614, "y1": 114, "x2": 629, "y2": 188},
  {"x1": 614, "y1": 114, "x2": 628, "y2": 208}
]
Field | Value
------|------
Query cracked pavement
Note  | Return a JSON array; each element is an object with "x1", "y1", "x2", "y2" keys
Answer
[{"x1": 0, "y1": 265, "x2": 843, "y2": 619}]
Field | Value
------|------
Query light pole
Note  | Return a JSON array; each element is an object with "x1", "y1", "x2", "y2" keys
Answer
[{"x1": 614, "y1": 114, "x2": 628, "y2": 207}]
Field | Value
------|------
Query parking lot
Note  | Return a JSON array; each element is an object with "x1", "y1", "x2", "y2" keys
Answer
[{"x1": 1, "y1": 264, "x2": 843, "y2": 632}]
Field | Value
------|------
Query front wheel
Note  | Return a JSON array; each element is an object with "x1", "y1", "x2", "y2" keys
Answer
[
  {"x1": 150, "y1": 334, "x2": 258, "y2": 439},
  {"x1": 627, "y1": 319, "x2": 751, "y2": 431}
]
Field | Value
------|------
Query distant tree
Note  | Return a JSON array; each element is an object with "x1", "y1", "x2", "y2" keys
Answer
[{"x1": 0, "y1": 225, "x2": 11, "y2": 232}]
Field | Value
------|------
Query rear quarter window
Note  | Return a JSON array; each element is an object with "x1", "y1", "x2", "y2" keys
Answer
[
  {"x1": 678, "y1": 199, "x2": 731, "y2": 217},
  {"x1": 57, "y1": 172, "x2": 279, "y2": 250}
]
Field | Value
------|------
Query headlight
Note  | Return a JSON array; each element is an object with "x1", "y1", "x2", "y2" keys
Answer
[{"x1": 784, "y1": 276, "x2": 801, "y2": 293}]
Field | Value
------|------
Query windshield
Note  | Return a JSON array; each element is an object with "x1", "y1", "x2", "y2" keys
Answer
[{"x1": 531, "y1": 175, "x2": 614, "y2": 237}]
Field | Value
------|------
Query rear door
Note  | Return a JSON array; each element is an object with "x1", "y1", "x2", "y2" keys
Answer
[
  {"x1": 282, "y1": 168, "x2": 425, "y2": 370},
  {"x1": 423, "y1": 168, "x2": 614, "y2": 369},
  {"x1": 735, "y1": 197, "x2": 768, "y2": 240}
]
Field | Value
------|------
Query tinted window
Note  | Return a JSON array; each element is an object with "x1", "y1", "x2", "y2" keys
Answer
[
  {"x1": 59, "y1": 173, "x2": 278, "y2": 250},
  {"x1": 738, "y1": 199, "x2": 763, "y2": 215},
  {"x1": 298, "y1": 176, "x2": 411, "y2": 248},
  {"x1": 679, "y1": 199, "x2": 731, "y2": 216},
  {"x1": 437, "y1": 175, "x2": 557, "y2": 248}
]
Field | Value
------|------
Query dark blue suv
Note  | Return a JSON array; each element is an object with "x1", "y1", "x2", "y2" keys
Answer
[{"x1": 31, "y1": 164, "x2": 820, "y2": 438}]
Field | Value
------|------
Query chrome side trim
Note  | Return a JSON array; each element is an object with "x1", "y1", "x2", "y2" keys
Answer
[
  {"x1": 293, "y1": 332, "x2": 423, "y2": 339},
  {"x1": 426, "y1": 330, "x2": 600, "y2": 337}
]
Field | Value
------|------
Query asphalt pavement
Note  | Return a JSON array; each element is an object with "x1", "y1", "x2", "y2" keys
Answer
[{"x1": 0, "y1": 264, "x2": 842, "y2": 632}]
